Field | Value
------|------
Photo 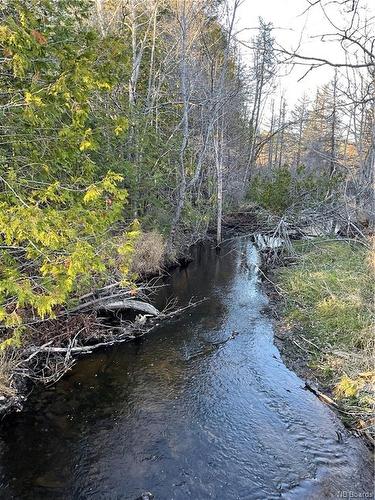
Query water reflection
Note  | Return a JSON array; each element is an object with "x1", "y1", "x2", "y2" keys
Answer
[{"x1": 0, "y1": 240, "x2": 372, "y2": 499}]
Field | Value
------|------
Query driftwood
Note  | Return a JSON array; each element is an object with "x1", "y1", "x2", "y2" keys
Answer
[
  {"x1": 255, "y1": 233, "x2": 284, "y2": 250},
  {"x1": 98, "y1": 299, "x2": 160, "y2": 316},
  {"x1": 3, "y1": 286, "x2": 205, "y2": 414},
  {"x1": 71, "y1": 297, "x2": 160, "y2": 316},
  {"x1": 303, "y1": 382, "x2": 374, "y2": 447},
  {"x1": 24, "y1": 337, "x2": 137, "y2": 355}
]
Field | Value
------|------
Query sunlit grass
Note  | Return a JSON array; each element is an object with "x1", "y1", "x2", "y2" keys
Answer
[{"x1": 277, "y1": 239, "x2": 374, "y2": 434}]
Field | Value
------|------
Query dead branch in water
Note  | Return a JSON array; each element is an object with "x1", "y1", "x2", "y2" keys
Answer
[
  {"x1": 305, "y1": 382, "x2": 339, "y2": 408},
  {"x1": 13, "y1": 297, "x2": 206, "y2": 392}
]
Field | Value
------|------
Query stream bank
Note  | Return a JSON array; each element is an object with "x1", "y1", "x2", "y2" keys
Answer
[
  {"x1": 0, "y1": 207, "x2": 270, "y2": 416},
  {"x1": 223, "y1": 205, "x2": 374, "y2": 447},
  {"x1": 266, "y1": 238, "x2": 374, "y2": 448},
  {"x1": 2, "y1": 206, "x2": 373, "y2": 441}
]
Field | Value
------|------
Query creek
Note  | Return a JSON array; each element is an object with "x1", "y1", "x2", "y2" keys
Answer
[{"x1": 0, "y1": 238, "x2": 372, "y2": 499}]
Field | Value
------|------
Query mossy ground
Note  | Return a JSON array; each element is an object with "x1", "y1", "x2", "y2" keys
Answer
[{"x1": 276, "y1": 239, "x2": 374, "y2": 439}]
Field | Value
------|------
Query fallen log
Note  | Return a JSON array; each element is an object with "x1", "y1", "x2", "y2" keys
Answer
[
  {"x1": 98, "y1": 299, "x2": 160, "y2": 316},
  {"x1": 71, "y1": 297, "x2": 160, "y2": 316},
  {"x1": 24, "y1": 337, "x2": 136, "y2": 355}
]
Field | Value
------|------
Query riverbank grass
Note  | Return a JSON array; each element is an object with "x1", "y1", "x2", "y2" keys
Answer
[
  {"x1": 276, "y1": 239, "x2": 374, "y2": 435},
  {"x1": 0, "y1": 351, "x2": 17, "y2": 398}
]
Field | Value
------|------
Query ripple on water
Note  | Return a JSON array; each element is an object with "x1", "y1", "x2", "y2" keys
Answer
[{"x1": 0, "y1": 239, "x2": 373, "y2": 499}]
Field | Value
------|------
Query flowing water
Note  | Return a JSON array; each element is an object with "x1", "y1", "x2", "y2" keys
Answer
[{"x1": 0, "y1": 238, "x2": 373, "y2": 499}]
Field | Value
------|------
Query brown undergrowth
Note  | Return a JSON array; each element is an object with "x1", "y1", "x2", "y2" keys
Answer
[{"x1": 131, "y1": 231, "x2": 165, "y2": 276}]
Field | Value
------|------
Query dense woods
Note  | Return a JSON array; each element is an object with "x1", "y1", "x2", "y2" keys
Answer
[
  {"x1": 0, "y1": 0, "x2": 254, "y2": 346},
  {"x1": 0, "y1": 0, "x2": 374, "y2": 428}
]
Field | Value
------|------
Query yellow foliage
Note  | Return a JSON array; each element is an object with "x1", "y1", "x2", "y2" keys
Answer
[
  {"x1": 96, "y1": 81, "x2": 111, "y2": 90},
  {"x1": 83, "y1": 185, "x2": 102, "y2": 203},
  {"x1": 24, "y1": 91, "x2": 43, "y2": 106},
  {"x1": 0, "y1": 327, "x2": 24, "y2": 350},
  {"x1": 335, "y1": 374, "x2": 363, "y2": 398},
  {"x1": 0, "y1": 170, "x2": 132, "y2": 340},
  {"x1": 114, "y1": 125, "x2": 124, "y2": 136},
  {"x1": 12, "y1": 53, "x2": 27, "y2": 77},
  {"x1": 0, "y1": 26, "x2": 11, "y2": 42},
  {"x1": 79, "y1": 139, "x2": 94, "y2": 151},
  {"x1": 113, "y1": 116, "x2": 128, "y2": 137},
  {"x1": 79, "y1": 128, "x2": 95, "y2": 151}
]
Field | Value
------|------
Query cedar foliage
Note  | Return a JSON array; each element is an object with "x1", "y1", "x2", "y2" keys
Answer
[{"x1": 0, "y1": 0, "x2": 137, "y2": 345}]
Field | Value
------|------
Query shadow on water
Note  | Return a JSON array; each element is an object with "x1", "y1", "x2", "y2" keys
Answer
[{"x1": 0, "y1": 238, "x2": 373, "y2": 499}]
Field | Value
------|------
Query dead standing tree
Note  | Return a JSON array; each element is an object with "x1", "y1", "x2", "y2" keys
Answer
[
  {"x1": 167, "y1": 0, "x2": 245, "y2": 249},
  {"x1": 244, "y1": 19, "x2": 277, "y2": 185},
  {"x1": 212, "y1": 0, "x2": 244, "y2": 246},
  {"x1": 278, "y1": 0, "x2": 374, "y2": 222},
  {"x1": 166, "y1": 0, "x2": 194, "y2": 253}
]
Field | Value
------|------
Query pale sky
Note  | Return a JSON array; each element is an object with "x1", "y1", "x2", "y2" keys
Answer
[{"x1": 236, "y1": 0, "x2": 374, "y2": 114}]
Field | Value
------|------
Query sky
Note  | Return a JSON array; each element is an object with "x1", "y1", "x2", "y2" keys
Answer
[{"x1": 236, "y1": 0, "x2": 374, "y2": 113}]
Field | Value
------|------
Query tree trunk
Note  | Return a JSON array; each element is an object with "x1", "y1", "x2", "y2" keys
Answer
[{"x1": 215, "y1": 124, "x2": 224, "y2": 246}]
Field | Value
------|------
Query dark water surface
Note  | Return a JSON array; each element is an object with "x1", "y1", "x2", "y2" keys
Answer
[{"x1": 0, "y1": 239, "x2": 373, "y2": 499}]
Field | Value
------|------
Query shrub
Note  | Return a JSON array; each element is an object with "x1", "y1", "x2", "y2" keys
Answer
[
  {"x1": 249, "y1": 166, "x2": 292, "y2": 213},
  {"x1": 248, "y1": 164, "x2": 342, "y2": 213}
]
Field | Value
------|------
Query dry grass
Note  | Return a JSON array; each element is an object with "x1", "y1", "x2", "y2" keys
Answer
[
  {"x1": 131, "y1": 231, "x2": 165, "y2": 276},
  {"x1": 277, "y1": 239, "x2": 375, "y2": 437},
  {"x1": 0, "y1": 350, "x2": 17, "y2": 398}
]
